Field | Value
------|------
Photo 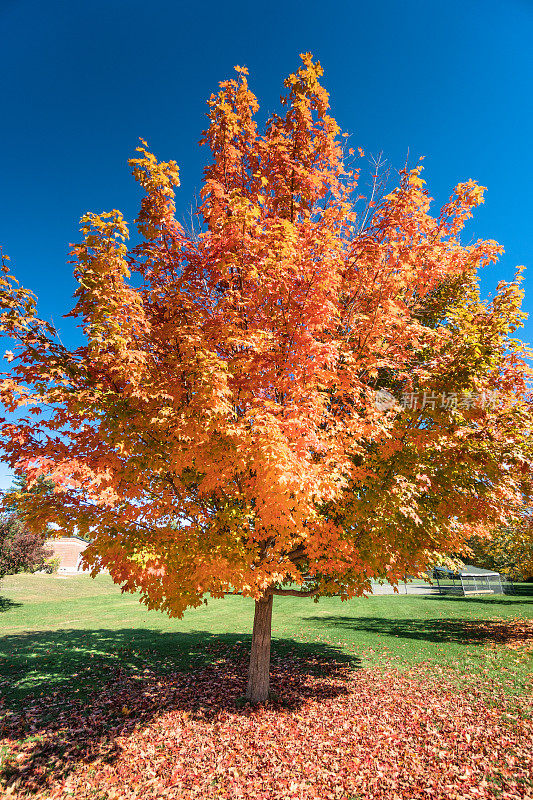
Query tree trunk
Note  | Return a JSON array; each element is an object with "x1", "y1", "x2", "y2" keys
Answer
[{"x1": 246, "y1": 592, "x2": 273, "y2": 703}]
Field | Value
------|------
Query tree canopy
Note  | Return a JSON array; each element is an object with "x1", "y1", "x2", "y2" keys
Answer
[{"x1": 1, "y1": 54, "x2": 532, "y2": 700}]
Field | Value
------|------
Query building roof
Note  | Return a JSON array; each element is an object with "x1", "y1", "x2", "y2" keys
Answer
[
  {"x1": 458, "y1": 564, "x2": 501, "y2": 577},
  {"x1": 45, "y1": 534, "x2": 90, "y2": 544}
]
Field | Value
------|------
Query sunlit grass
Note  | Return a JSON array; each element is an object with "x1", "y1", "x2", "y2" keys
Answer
[{"x1": 1, "y1": 572, "x2": 531, "y2": 707}]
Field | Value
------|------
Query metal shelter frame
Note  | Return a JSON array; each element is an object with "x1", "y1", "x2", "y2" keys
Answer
[{"x1": 433, "y1": 566, "x2": 506, "y2": 596}]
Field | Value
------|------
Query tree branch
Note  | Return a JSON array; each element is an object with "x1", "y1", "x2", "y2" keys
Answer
[
  {"x1": 282, "y1": 543, "x2": 310, "y2": 565},
  {"x1": 271, "y1": 587, "x2": 316, "y2": 597}
]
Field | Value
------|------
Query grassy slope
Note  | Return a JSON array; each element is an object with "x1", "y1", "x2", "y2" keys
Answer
[{"x1": 0, "y1": 573, "x2": 532, "y2": 707}]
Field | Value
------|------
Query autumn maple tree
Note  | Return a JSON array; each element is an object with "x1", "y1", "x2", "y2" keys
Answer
[{"x1": 1, "y1": 54, "x2": 532, "y2": 702}]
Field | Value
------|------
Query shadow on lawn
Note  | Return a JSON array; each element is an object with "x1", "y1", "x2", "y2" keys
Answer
[
  {"x1": 304, "y1": 615, "x2": 533, "y2": 646},
  {"x1": 0, "y1": 628, "x2": 358, "y2": 796},
  {"x1": 424, "y1": 590, "x2": 533, "y2": 605},
  {"x1": 512, "y1": 583, "x2": 533, "y2": 597},
  {"x1": 0, "y1": 596, "x2": 21, "y2": 612}
]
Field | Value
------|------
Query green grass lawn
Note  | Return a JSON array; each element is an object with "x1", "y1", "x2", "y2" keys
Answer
[{"x1": 1, "y1": 573, "x2": 532, "y2": 709}]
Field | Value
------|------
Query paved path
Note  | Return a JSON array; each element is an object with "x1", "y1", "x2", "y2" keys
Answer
[{"x1": 369, "y1": 582, "x2": 438, "y2": 595}]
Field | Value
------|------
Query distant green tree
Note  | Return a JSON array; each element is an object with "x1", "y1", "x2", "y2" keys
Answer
[
  {"x1": 467, "y1": 523, "x2": 533, "y2": 581},
  {"x1": 4, "y1": 472, "x2": 55, "y2": 512},
  {"x1": 4, "y1": 473, "x2": 92, "y2": 542}
]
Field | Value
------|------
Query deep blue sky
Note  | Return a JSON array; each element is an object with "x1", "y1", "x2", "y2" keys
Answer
[{"x1": 0, "y1": 0, "x2": 532, "y2": 488}]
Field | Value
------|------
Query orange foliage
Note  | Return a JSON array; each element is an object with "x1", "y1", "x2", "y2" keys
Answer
[{"x1": 1, "y1": 55, "x2": 532, "y2": 615}]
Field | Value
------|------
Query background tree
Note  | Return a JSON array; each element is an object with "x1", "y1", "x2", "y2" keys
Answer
[
  {"x1": 3, "y1": 472, "x2": 55, "y2": 512},
  {"x1": 1, "y1": 55, "x2": 532, "y2": 702},
  {"x1": 2, "y1": 472, "x2": 93, "y2": 542},
  {"x1": 0, "y1": 514, "x2": 51, "y2": 580},
  {"x1": 466, "y1": 522, "x2": 533, "y2": 581}
]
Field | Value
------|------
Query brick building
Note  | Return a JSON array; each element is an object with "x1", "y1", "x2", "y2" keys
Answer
[{"x1": 45, "y1": 535, "x2": 89, "y2": 573}]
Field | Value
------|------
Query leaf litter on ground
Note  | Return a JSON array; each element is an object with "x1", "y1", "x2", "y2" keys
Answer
[{"x1": 1, "y1": 647, "x2": 532, "y2": 800}]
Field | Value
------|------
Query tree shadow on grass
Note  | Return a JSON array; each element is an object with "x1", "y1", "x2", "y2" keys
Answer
[
  {"x1": 424, "y1": 592, "x2": 533, "y2": 605},
  {"x1": 0, "y1": 596, "x2": 21, "y2": 612},
  {"x1": 511, "y1": 583, "x2": 533, "y2": 598},
  {"x1": 0, "y1": 628, "x2": 359, "y2": 796},
  {"x1": 304, "y1": 615, "x2": 533, "y2": 646}
]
